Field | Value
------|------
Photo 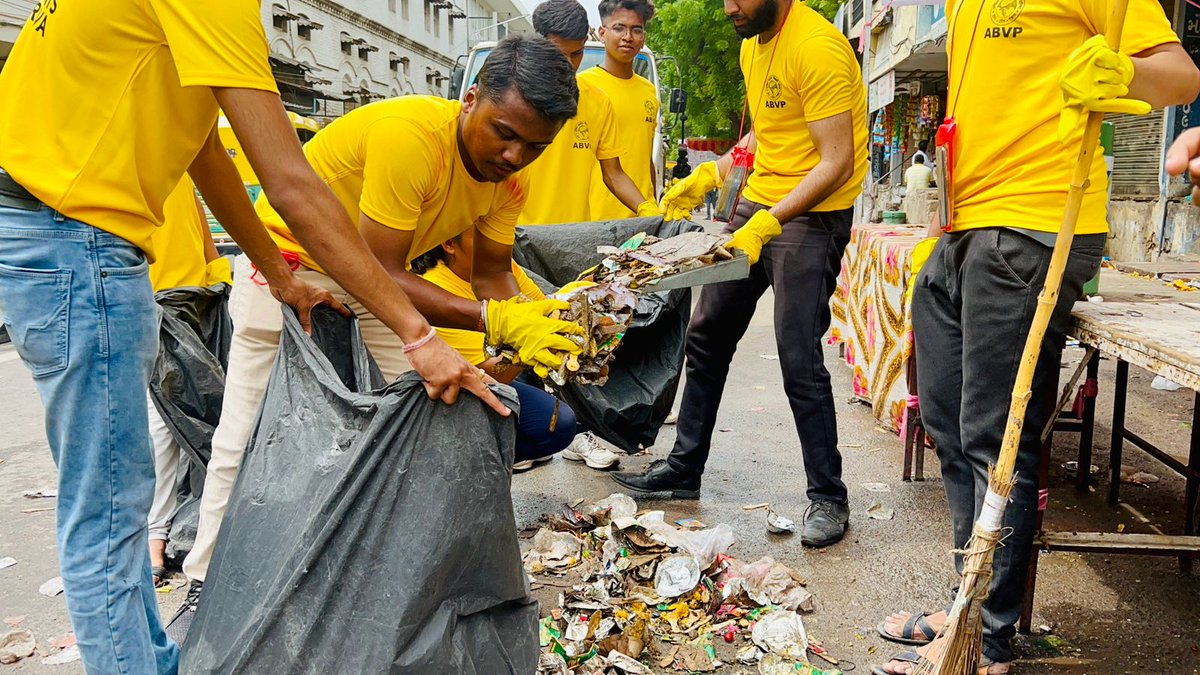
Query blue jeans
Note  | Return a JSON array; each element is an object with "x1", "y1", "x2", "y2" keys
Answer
[
  {"x1": 0, "y1": 206, "x2": 178, "y2": 674},
  {"x1": 512, "y1": 381, "x2": 575, "y2": 462}
]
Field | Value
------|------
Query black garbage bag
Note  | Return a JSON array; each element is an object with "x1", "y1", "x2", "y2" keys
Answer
[
  {"x1": 148, "y1": 284, "x2": 232, "y2": 560},
  {"x1": 512, "y1": 216, "x2": 697, "y2": 453},
  {"x1": 181, "y1": 307, "x2": 537, "y2": 675}
]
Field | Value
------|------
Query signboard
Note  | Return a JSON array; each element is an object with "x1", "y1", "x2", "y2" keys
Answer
[{"x1": 869, "y1": 71, "x2": 896, "y2": 113}]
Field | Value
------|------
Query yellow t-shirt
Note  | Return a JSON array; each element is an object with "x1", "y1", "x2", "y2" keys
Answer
[
  {"x1": 0, "y1": 0, "x2": 278, "y2": 259},
  {"x1": 519, "y1": 77, "x2": 624, "y2": 225},
  {"x1": 947, "y1": 0, "x2": 1177, "y2": 234},
  {"x1": 421, "y1": 262, "x2": 545, "y2": 365},
  {"x1": 739, "y1": 3, "x2": 868, "y2": 211},
  {"x1": 905, "y1": 164, "x2": 934, "y2": 190},
  {"x1": 149, "y1": 177, "x2": 208, "y2": 292},
  {"x1": 579, "y1": 67, "x2": 659, "y2": 220},
  {"x1": 258, "y1": 97, "x2": 527, "y2": 273}
]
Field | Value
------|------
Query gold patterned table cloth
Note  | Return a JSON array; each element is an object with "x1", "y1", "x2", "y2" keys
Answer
[{"x1": 830, "y1": 223, "x2": 928, "y2": 432}]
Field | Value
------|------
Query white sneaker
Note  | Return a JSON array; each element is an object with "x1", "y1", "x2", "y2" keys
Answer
[
  {"x1": 561, "y1": 433, "x2": 620, "y2": 470},
  {"x1": 513, "y1": 455, "x2": 553, "y2": 473}
]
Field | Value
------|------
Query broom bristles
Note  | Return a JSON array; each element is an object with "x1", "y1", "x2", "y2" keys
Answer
[{"x1": 915, "y1": 470, "x2": 1017, "y2": 675}]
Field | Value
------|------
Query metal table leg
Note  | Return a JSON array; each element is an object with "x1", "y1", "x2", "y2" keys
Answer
[
  {"x1": 1076, "y1": 353, "x2": 1100, "y2": 491},
  {"x1": 1108, "y1": 360, "x2": 1128, "y2": 506},
  {"x1": 1184, "y1": 392, "x2": 1200, "y2": 573}
]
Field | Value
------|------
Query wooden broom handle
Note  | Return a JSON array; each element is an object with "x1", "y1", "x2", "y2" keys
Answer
[{"x1": 993, "y1": 0, "x2": 1131, "y2": 480}]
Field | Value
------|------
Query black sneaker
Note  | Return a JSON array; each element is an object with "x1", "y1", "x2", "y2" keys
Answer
[
  {"x1": 610, "y1": 460, "x2": 701, "y2": 499},
  {"x1": 165, "y1": 580, "x2": 203, "y2": 645},
  {"x1": 801, "y1": 500, "x2": 849, "y2": 547}
]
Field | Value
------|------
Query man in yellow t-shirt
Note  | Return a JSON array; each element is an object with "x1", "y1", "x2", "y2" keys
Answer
[
  {"x1": 617, "y1": 0, "x2": 867, "y2": 549},
  {"x1": 411, "y1": 231, "x2": 579, "y2": 472},
  {"x1": 520, "y1": 0, "x2": 658, "y2": 226},
  {"x1": 0, "y1": 1, "x2": 506, "y2": 669},
  {"x1": 581, "y1": 0, "x2": 661, "y2": 220},
  {"x1": 179, "y1": 36, "x2": 586, "y2": 621},
  {"x1": 872, "y1": 2, "x2": 1199, "y2": 673}
]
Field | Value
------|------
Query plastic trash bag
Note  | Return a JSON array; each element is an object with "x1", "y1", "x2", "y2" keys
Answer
[
  {"x1": 147, "y1": 284, "x2": 232, "y2": 559},
  {"x1": 512, "y1": 216, "x2": 697, "y2": 453},
  {"x1": 181, "y1": 307, "x2": 537, "y2": 675}
]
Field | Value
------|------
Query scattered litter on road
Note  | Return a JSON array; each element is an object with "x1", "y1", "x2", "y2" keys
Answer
[
  {"x1": 22, "y1": 489, "x2": 57, "y2": 499},
  {"x1": 766, "y1": 510, "x2": 796, "y2": 535},
  {"x1": 2, "y1": 617, "x2": 23, "y2": 627},
  {"x1": 0, "y1": 557, "x2": 16, "y2": 569},
  {"x1": 675, "y1": 518, "x2": 706, "y2": 530},
  {"x1": 866, "y1": 503, "x2": 895, "y2": 521},
  {"x1": 21, "y1": 507, "x2": 54, "y2": 514},
  {"x1": 719, "y1": 428, "x2": 734, "y2": 433},
  {"x1": 751, "y1": 610, "x2": 809, "y2": 661},
  {"x1": 526, "y1": 493, "x2": 825, "y2": 673},
  {"x1": 1151, "y1": 375, "x2": 1183, "y2": 391},
  {"x1": 1063, "y1": 461, "x2": 1100, "y2": 479},
  {"x1": 1120, "y1": 467, "x2": 1160, "y2": 487},
  {"x1": 861, "y1": 483, "x2": 891, "y2": 493},
  {"x1": 41, "y1": 644, "x2": 80, "y2": 665},
  {"x1": 38, "y1": 577, "x2": 64, "y2": 597},
  {"x1": 743, "y1": 503, "x2": 772, "y2": 511},
  {"x1": 760, "y1": 354, "x2": 780, "y2": 361},
  {"x1": 0, "y1": 629, "x2": 35, "y2": 664}
]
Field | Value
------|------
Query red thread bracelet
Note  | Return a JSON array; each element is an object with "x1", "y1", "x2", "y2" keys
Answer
[{"x1": 402, "y1": 327, "x2": 438, "y2": 354}]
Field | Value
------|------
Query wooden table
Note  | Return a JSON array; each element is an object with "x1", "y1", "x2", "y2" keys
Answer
[{"x1": 1023, "y1": 300, "x2": 1200, "y2": 629}]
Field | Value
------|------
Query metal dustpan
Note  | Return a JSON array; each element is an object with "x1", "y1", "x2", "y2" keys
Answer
[{"x1": 640, "y1": 253, "x2": 750, "y2": 292}]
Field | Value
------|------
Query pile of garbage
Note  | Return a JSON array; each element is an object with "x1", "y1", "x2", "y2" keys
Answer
[
  {"x1": 590, "y1": 232, "x2": 735, "y2": 290},
  {"x1": 524, "y1": 494, "x2": 844, "y2": 674}
]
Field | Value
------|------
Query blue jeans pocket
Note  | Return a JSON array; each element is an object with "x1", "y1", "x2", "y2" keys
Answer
[{"x1": 0, "y1": 262, "x2": 71, "y2": 377}]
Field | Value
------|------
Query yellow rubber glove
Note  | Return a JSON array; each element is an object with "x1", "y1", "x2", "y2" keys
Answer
[
  {"x1": 906, "y1": 237, "x2": 938, "y2": 306},
  {"x1": 556, "y1": 280, "x2": 597, "y2": 296},
  {"x1": 636, "y1": 200, "x2": 660, "y2": 218},
  {"x1": 486, "y1": 297, "x2": 585, "y2": 372},
  {"x1": 1058, "y1": 35, "x2": 1150, "y2": 144},
  {"x1": 726, "y1": 210, "x2": 782, "y2": 265},
  {"x1": 203, "y1": 257, "x2": 232, "y2": 286},
  {"x1": 659, "y1": 161, "x2": 721, "y2": 222}
]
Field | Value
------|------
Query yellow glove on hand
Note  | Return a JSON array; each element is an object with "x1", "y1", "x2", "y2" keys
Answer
[
  {"x1": 906, "y1": 237, "x2": 938, "y2": 306},
  {"x1": 1058, "y1": 35, "x2": 1150, "y2": 144},
  {"x1": 636, "y1": 200, "x2": 660, "y2": 218},
  {"x1": 556, "y1": 280, "x2": 597, "y2": 295},
  {"x1": 726, "y1": 210, "x2": 782, "y2": 265},
  {"x1": 659, "y1": 161, "x2": 721, "y2": 222},
  {"x1": 486, "y1": 297, "x2": 585, "y2": 372}
]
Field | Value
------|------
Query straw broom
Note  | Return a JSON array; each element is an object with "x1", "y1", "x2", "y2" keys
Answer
[{"x1": 916, "y1": 2, "x2": 1132, "y2": 673}]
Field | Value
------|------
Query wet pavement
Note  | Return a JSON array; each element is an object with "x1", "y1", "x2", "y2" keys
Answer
[{"x1": 2, "y1": 264, "x2": 1200, "y2": 673}]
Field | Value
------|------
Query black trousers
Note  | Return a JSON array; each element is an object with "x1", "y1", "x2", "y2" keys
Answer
[
  {"x1": 667, "y1": 199, "x2": 853, "y2": 503},
  {"x1": 911, "y1": 228, "x2": 1103, "y2": 663}
]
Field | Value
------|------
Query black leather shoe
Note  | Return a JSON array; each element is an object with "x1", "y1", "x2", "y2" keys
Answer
[
  {"x1": 801, "y1": 499, "x2": 849, "y2": 547},
  {"x1": 611, "y1": 460, "x2": 701, "y2": 499}
]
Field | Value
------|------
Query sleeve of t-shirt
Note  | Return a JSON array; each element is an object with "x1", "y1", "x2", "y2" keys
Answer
[
  {"x1": 476, "y1": 173, "x2": 525, "y2": 245},
  {"x1": 593, "y1": 92, "x2": 625, "y2": 161},
  {"x1": 513, "y1": 265, "x2": 547, "y2": 300},
  {"x1": 1081, "y1": 0, "x2": 1179, "y2": 56},
  {"x1": 359, "y1": 118, "x2": 438, "y2": 231},
  {"x1": 150, "y1": 0, "x2": 279, "y2": 92},
  {"x1": 795, "y1": 35, "x2": 859, "y2": 122}
]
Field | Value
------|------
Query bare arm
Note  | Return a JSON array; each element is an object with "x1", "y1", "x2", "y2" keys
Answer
[
  {"x1": 214, "y1": 87, "x2": 508, "y2": 414},
  {"x1": 768, "y1": 111, "x2": 855, "y2": 223},
  {"x1": 600, "y1": 157, "x2": 649, "y2": 213},
  {"x1": 471, "y1": 230, "x2": 522, "y2": 301},
  {"x1": 357, "y1": 216, "x2": 496, "y2": 329},
  {"x1": 1129, "y1": 43, "x2": 1200, "y2": 109}
]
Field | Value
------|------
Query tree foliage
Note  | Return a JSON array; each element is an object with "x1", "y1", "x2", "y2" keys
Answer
[{"x1": 649, "y1": 0, "x2": 843, "y2": 142}]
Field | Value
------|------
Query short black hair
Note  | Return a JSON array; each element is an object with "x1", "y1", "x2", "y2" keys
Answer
[
  {"x1": 598, "y1": 0, "x2": 655, "y2": 23},
  {"x1": 533, "y1": 0, "x2": 590, "y2": 41},
  {"x1": 476, "y1": 34, "x2": 578, "y2": 123},
  {"x1": 914, "y1": 155, "x2": 925, "y2": 164}
]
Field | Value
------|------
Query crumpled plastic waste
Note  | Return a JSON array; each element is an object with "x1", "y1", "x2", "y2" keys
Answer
[
  {"x1": 751, "y1": 610, "x2": 809, "y2": 661},
  {"x1": 591, "y1": 231, "x2": 735, "y2": 289},
  {"x1": 499, "y1": 283, "x2": 637, "y2": 387},
  {"x1": 0, "y1": 629, "x2": 35, "y2": 665},
  {"x1": 525, "y1": 493, "x2": 818, "y2": 674},
  {"x1": 766, "y1": 510, "x2": 795, "y2": 534}
]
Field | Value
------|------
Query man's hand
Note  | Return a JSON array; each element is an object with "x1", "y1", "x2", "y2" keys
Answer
[
  {"x1": 727, "y1": 210, "x2": 782, "y2": 265},
  {"x1": 406, "y1": 336, "x2": 511, "y2": 415},
  {"x1": 1058, "y1": 35, "x2": 1150, "y2": 144},
  {"x1": 486, "y1": 297, "x2": 584, "y2": 372},
  {"x1": 267, "y1": 273, "x2": 349, "y2": 334},
  {"x1": 1167, "y1": 128, "x2": 1200, "y2": 203},
  {"x1": 659, "y1": 161, "x2": 721, "y2": 221}
]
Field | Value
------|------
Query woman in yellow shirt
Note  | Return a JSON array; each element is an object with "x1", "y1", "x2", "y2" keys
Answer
[{"x1": 412, "y1": 231, "x2": 576, "y2": 472}]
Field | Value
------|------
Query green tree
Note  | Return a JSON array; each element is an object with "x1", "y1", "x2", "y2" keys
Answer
[{"x1": 649, "y1": 0, "x2": 843, "y2": 143}]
